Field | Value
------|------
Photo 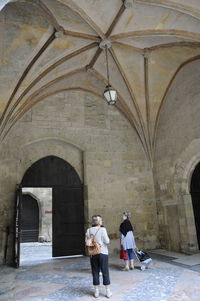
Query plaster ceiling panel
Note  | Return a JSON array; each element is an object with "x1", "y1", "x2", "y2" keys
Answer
[
  {"x1": 0, "y1": 2, "x2": 50, "y2": 114},
  {"x1": 27, "y1": 36, "x2": 97, "y2": 79},
  {"x1": 111, "y1": 3, "x2": 200, "y2": 36},
  {"x1": 1, "y1": 1, "x2": 49, "y2": 27},
  {"x1": 174, "y1": 0, "x2": 200, "y2": 9},
  {"x1": 114, "y1": 35, "x2": 199, "y2": 49},
  {"x1": 71, "y1": 0, "x2": 122, "y2": 34},
  {"x1": 112, "y1": 43, "x2": 146, "y2": 124},
  {"x1": 148, "y1": 46, "x2": 200, "y2": 135},
  {"x1": 42, "y1": 0, "x2": 97, "y2": 35},
  {"x1": 94, "y1": 50, "x2": 141, "y2": 126}
]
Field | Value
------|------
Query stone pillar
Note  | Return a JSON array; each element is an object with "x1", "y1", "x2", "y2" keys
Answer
[{"x1": 182, "y1": 194, "x2": 198, "y2": 253}]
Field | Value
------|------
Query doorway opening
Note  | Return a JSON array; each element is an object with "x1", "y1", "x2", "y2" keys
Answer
[
  {"x1": 20, "y1": 188, "x2": 52, "y2": 264},
  {"x1": 14, "y1": 155, "x2": 84, "y2": 267},
  {"x1": 190, "y1": 161, "x2": 200, "y2": 249},
  {"x1": 21, "y1": 192, "x2": 40, "y2": 242}
]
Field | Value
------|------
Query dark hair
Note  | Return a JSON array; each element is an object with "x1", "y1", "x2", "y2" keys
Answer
[{"x1": 123, "y1": 211, "x2": 131, "y2": 218}]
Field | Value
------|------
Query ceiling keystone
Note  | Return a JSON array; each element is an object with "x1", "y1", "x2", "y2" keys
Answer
[{"x1": 99, "y1": 39, "x2": 112, "y2": 49}]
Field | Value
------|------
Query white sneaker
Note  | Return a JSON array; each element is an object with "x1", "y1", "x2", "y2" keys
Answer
[
  {"x1": 94, "y1": 288, "x2": 99, "y2": 298},
  {"x1": 106, "y1": 289, "x2": 112, "y2": 298},
  {"x1": 122, "y1": 266, "x2": 129, "y2": 271}
]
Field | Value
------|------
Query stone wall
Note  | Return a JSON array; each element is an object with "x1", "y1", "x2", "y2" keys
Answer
[
  {"x1": 154, "y1": 59, "x2": 200, "y2": 253},
  {"x1": 0, "y1": 90, "x2": 159, "y2": 264}
]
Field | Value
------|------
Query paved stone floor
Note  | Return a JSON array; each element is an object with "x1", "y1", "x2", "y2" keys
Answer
[{"x1": 14, "y1": 243, "x2": 200, "y2": 301}]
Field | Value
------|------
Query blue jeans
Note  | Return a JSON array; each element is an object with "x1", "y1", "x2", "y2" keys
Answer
[
  {"x1": 90, "y1": 253, "x2": 110, "y2": 285},
  {"x1": 124, "y1": 248, "x2": 134, "y2": 260}
]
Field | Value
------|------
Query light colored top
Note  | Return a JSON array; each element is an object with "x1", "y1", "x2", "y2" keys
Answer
[
  {"x1": 85, "y1": 226, "x2": 110, "y2": 255},
  {"x1": 121, "y1": 230, "x2": 136, "y2": 250}
]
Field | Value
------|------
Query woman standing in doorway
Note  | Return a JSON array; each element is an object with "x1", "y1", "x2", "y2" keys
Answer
[
  {"x1": 119, "y1": 211, "x2": 136, "y2": 271},
  {"x1": 85, "y1": 215, "x2": 112, "y2": 298}
]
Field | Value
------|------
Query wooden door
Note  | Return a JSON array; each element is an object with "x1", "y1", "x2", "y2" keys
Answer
[
  {"x1": 191, "y1": 192, "x2": 200, "y2": 249},
  {"x1": 21, "y1": 156, "x2": 84, "y2": 258},
  {"x1": 13, "y1": 187, "x2": 22, "y2": 268},
  {"x1": 191, "y1": 162, "x2": 200, "y2": 249},
  {"x1": 52, "y1": 186, "x2": 84, "y2": 257}
]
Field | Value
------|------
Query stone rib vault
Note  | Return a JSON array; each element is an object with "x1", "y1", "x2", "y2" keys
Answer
[{"x1": 1, "y1": 0, "x2": 200, "y2": 163}]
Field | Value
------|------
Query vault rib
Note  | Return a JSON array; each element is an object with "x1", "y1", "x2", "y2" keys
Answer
[
  {"x1": 2, "y1": 88, "x2": 100, "y2": 141},
  {"x1": 3, "y1": 68, "x2": 88, "y2": 138},
  {"x1": 105, "y1": 3, "x2": 126, "y2": 37},
  {"x1": 87, "y1": 48, "x2": 102, "y2": 69},
  {"x1": 5, "y1": 66, "x2": 149, "y2": 159},
  {"x1": 113, "y1": 40, "x2": 200, "y2": 51},
  {"x1": 149, "y1": 41, "x2": 200, "y2": 51},
  {"x1": 55, "y1": 0, "x2": 106, "y2": 39},
  {"x1": 144, "y1": 50, "x2": 153, "y2": 162},
  {"x1": 110, "y1": 30, "x2": 200, "y2": 42},
  {"x1": 112, "y1": 41, "x2": 143, "y2": 52},
  {"x1": 86, "y1": 2, "x2": 127, "y2": 69},
  {"x1": 7, "y1": 87, "x2": 149, "y2": 160},
  {"x1": 38, "y1": 0, "x2": 62, "y2": 31},
  {"x1": 63, "y1": 30, "x2": 100, "y2": 41},
  {"x1": 133, "y1": 0, "x2": 200, "y2": 21},
  {"x1": 0, "y1": 42, "x2": 98, "y2": 137},
  {"x1": 109, "y1": 47, "x2": 151, "y2": 161},
  {"x1": 89, "y1": 67, "x2": 142, "y2": 134},
  {"x1": 0, "y1": 29, "x2": 56, "y2": 127}
]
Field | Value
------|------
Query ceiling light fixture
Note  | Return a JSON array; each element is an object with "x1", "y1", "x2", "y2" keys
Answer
[{"x1": 100, "y1": 40, "x2": 117, "y2": 105}]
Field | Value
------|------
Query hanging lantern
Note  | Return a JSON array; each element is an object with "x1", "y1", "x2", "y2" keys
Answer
[
  {"x1": 103, "y1": 44, "x2": 117, "y2": 105},
  {"x1": 103, "y1": 85, "x2": 117, "y2": 105}
]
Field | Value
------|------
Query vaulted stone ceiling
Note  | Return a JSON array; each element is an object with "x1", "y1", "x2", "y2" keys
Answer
[{"x1": 0, "y1": 0, "x2": 200, "y2": 162}]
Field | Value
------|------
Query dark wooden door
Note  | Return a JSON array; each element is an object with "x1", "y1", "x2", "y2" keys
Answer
[
  {"x1": 21, "y1": 194, "x2": 39, "y2": 242},
  {"x1": 191, "y1": 192, "x2": 200, "y2": 249},
  {"x1": 21, "y1": 156, "x2": 84, "y2": 258},
  {"x1": 191, "y1": 162, "x2": 200, "y2": 249},
  {"x1": 14, "y1": 187, "x2": 22, "y2": 268},
  {"x1": 52, "y1": 186, "x2": 84, "y2": 257}
]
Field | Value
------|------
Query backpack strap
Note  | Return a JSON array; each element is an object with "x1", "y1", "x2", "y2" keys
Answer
[
  {"x1": 94, "y1": 227, "x2": 101, "y2": 237},
  {"x1": 89, "y1": 226, "x2": 101, "y2": 238}
]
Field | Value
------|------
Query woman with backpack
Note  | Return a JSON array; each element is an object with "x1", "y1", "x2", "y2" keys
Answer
[{"x1": 85, "y1": 215, "x2": 112, "y2": 298}]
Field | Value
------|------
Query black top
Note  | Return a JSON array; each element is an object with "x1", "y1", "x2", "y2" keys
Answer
[{"x1": 119, "y1": 219, "x2": 133, "y2": 237}]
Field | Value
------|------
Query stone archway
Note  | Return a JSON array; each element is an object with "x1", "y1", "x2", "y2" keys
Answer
[
  {"x1": 21, "y1": 155, "x2": 85, "y2": 257},
  {"x1": 190, "y1": 162, "x2": 200, "y2": 249},
  {"x1": 173, "y1": 139, "x2": 200, "y2": 253}
]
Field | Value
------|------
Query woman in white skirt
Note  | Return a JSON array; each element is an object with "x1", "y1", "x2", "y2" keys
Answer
[{"x1": 119, "y1": 211, "x2": 136, "y2": 271}]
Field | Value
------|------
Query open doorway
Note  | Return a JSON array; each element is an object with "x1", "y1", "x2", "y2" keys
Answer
[
  {"x1": 190, "y1": 161, "x2": 200, "y2": 249},
  {"x1": 20, "y1": 188, "x2": 52, "y2": 264},
  {"x1": 14, "y1": 156, "x2": 85, "y2": 267}
]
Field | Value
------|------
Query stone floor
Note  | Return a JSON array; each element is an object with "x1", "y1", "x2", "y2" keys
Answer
[{"x1": 13, "y1": 243, "x2": 200, "y2": 301}]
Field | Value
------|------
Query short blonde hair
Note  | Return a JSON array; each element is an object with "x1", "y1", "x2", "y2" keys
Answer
[{"x1": 92, "y1": 215, "x2": 102, "y2": 226}]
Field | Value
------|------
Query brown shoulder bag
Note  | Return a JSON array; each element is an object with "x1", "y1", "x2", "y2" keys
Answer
[{"x1": 86, "y1": 227, "x2": 101, "y2": 256}]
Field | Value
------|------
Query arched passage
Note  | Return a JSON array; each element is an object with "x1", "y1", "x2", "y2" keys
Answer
[
  {"x1": 21, "y1": 155, "x2": 84, "y2": 257},
  {"x1": 21, "y1": 194, "x2": 39, "y2": 242},
  {"x1": 190, "y1": 162, "x2": 200, "y2": 250}
]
